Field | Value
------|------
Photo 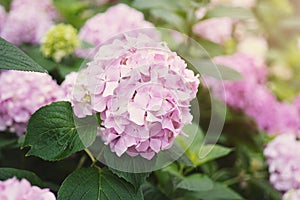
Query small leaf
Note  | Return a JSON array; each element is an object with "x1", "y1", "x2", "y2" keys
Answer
[
  {"x1": 196, "y1": 145, "x2": 232, "y2": 166},
  {"x1": 23, "y1": 101, "x2": 97, "y2": 161},
  {"x1": 133, "y1": 0, "x2": 180, "y2": 12},
  {"x1": 176, "y1": 123, "x2": 204, "y2": 166},
  {"x1": 0, "y1": 168, "x2": 43, "y2": 187},
  {"x1": 58, "y1": 167, "x2": 142, "y2": 200},
  {"x1": 206, "y1": 6, "x2": 253, "y2": 19},
  {"x1": 176, "y1": 174, "x2": 213, "y2": 192},
  {"x1": 142, "y1": 182, "x2": 171, "y2": 200},
  {"x1": 150, "y1": 9, "x2": 187, "y2": 32},
  {"x1": 0, "y1": 37, "x2": 46, "y2": 72},
  {"x1": 109, "y1": 168, "x2": 150, "y2": 192},
  {"x1": 188, "y1": 58, "x2": 242, "y2": 81},
  {"x1": 186, "y1": 183, "x2": 244, "y2": 200}
]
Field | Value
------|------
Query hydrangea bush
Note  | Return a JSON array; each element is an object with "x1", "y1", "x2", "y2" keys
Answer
[{"x1": 0, "y1": 0, "x2": 300, "y2": 200}]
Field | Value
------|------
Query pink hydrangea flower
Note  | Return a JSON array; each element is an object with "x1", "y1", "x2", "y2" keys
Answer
[
  {"x1": 264, "y1": 134, "x2": 300, "y2": 192},
  {"x1": 205, "y1": 53, "x2": 300, "y2": 135},
  {"x1": 0, "y1": 5, "x2": 6, "y2": 32},
  {"x1": 193, "y1": 17, "x2": 233, "y2": 44},
  {"x1": 61, "y1": 72, "x2": 79, "y2": 101},
  {"x1": 283, "y1": 189, "x2": 300, "y2": 200},
  {"x1": 0, "y1": 71, "x2": 64, "y2": 136},
  {"x1": 0, "y1": 177, "x2": 56, "y2": 200},
  {"x1": 77, "y1": 3, "x2": 155, "y2": 57},
  {"x1": 71, "y1": 33, "x2": 199, "y2": 160},
  {"x1": 0, "y1": 0, "x2": 58, "y2": 45}
]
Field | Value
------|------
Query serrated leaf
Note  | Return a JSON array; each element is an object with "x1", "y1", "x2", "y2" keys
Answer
[
  {"x1": 186, "y1": 183, "x2": 244, "y2": 200},
  {"x1": 176, "y1": 174, "x2": 213, "y2": 192},
  {"x1": 23, "y1": 101, "x2": 97, "y2": 161},
  {"x1": 0, "y1": 168, "x2": 43, "y2": 187},
  {"x1": 206, "y1": 6, "x2": 253, "y2": 19},
  {"x1": 141, "y1": 183, "x2": 171, "y2": 200},
  {"x1": 58, "y1": 167, "x2": 142, "y2": 200},
  {"x1": 196, "y1": 145, "x2": 232, "y2": 166},
  {"x1": 0, "y1": 37, "x2": 46, "y2": 72},
  {"x1": 109, "y1": 168, "x2": 149, "y2": 192}
]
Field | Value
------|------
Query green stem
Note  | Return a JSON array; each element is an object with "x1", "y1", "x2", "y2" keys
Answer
[
  {"x1": 84, "y1": 148, "x2": 97, "y2": 166},
  {"x1": 76, "y1": 155, "x2": 87, "y2": 169}
]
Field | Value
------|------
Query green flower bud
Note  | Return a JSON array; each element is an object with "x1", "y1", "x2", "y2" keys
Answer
[{"x1": 41, "y1": 24, "x2": 80, "y2": 62}]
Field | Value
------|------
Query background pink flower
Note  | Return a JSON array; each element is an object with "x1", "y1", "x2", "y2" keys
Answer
[
  {"x1": 193, "y1": 17, "x2": 233, "y2": 44},
  {"x1": 71, "y1": 33, "x2": 199, "y2": 159},
  {"x1": 264, "y1": 134, "x2": 300, "y2": 192},
  {"x1": 77, "y1": 3, "x2": 155, "y2": 57},
  {"x1": 205, "y1": 53, "x2": 300, "y2": 135},
  {"x1": 0, "y1": 0, "x2": 58, "y2": 45},
  {"x1": 0, "y1": 177, "x2": 56, "y2": 200},
  {"x1": 0, "y1": 71, "x2": 64, "y2": 136}
]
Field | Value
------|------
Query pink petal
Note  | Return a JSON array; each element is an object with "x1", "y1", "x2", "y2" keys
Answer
[
  {"x1": 140, "y1": 151, "x2": 155, "y2": 160},
  {"x1": 150, "y1": 138, "x2": 161, "y2": 153},
  {"x1": 128, "y1": 103, "x2": 145, "y2": 125},
  {"x1": 103, "y1": 81, "x2": 118, "y2": 97}
]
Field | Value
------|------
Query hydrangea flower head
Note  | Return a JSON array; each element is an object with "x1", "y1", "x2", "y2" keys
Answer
[
  {"x1": 205, "y1": 53, "x2": 300, "y2": 135},
  {"x1": 0, "y1": 71, "x2": 64, "y2": 136},
  {"x1": 0, "y1": 0, "x2": 58, "y2": 45},
  {"x1": 77, "y1": 3, "x2": 155, "y2": 57},
  {"x1": 41, "y1": 24, "x2": 80, "y2": 62},
  {"x1": 264, "y1": 134, "x2": 300, "y2": 191},
  {"x1": 71, "y1": 33, "x2": 199, "y2": 160},
  {"x1": 0, "y1": 177, "x2": 56, "y2": 200}
]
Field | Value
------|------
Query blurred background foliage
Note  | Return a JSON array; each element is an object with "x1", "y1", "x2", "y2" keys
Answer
[{"x1": 1, "y1": 0, "x2": 300, "y2": 199}]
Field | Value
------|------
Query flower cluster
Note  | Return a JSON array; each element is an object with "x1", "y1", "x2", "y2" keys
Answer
[
  {"x1": 205, "y1": 53, "x2": 300, "y2": 135},
  {"x1": 264, "y1": 134, "x2": 300, "y2": 192},
  {"x1": 193, "y1": 17, "x2": 233, "y2": 45},
  {"x1": 0, "y1": 70, "x2": 63, "y2": 136},
  {"x1": 77, "y1": 3, "x2": 155, "y2": 57},
  {"x1": 70, "y1": 33, "x2": 199, "y2": 159},
  {"x1": 0, "y1": 0, "x2": 58, "y2": 45},
  {"x1": 0, "y1": 177, "x2": 56, "y2": 200},
  {"x1": 41, "y1": 24, "x2": 80, "y2": 62}
]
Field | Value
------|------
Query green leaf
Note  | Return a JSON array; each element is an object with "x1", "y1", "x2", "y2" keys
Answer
[
  {"x1": 176, "y1": 123, "x2": 204, "y2": 166},
  {"x1": 142, "y1": 182, "x2": 171, "y2": 200},
  {"x1": 176, "y1": 174, "x2": 213, "y2": 192},
  {"x1": 186, "y1": 183, "x2": 244, "y2": 200},
  {"x1": 0, "y1": 168, "x2": 43, "y2": 186},
  {"x1": 206, "y1": 6, "x2": 253, "y2": 19},
  {"x1": 0, "y1": 37, "x2": 46, "y2": 72},
  {"x1": 188, "y1": 58, "x2": 242, "y2": 81},
  {"x1": 23, "y1": 101, "x2": 97, "y2": 161},
  {"x1": 132, "y1": 0, "x2": 181, "y2": 12},
  {"x1": 0, "y1": 133, "x2": 18, "y2": 149},
  {"x1": 150, "y1": 9, "x2": 187, "y2": 32},
  {"x1": 58, "y1": 167, "x2": 142, "y2": 200},
  {"x1": 196, "y1": 145, "x2": 232, "y2": 166},
  {"x1": 109, "y1": 168, "x2": 150, "y2": 192}
]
